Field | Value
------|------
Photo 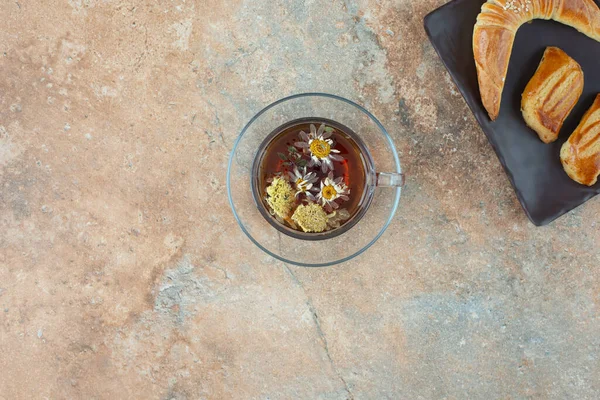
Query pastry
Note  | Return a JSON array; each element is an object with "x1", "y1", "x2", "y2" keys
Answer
[
  {"x1": 560, "y1": 94, "x2": 600, "y2": 186},
  {"x1": 521, "y1": 47, "x2": 584, "y2": 143},
  {"x1": 473, "y1": 0, "x2": 600, "y2": 120}
]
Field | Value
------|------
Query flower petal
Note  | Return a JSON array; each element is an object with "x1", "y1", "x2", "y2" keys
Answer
[
  {"x1": 322, "y1": 130, "x2": 333, "y2": 139},
  {"x1": 340, "y1": 195, "x2": 350, "y2": 201},
  {"x1": 295, "y1": 141, "x2": 309, "y2": 148},
  {"x1": 331, "y1": 201, "x2": 339, "y2": 209},
  {"x1": 330, "y1": 149, "x2": 340, "y2": 153},
  {"x1": 300, "y1": 131, "x2": 309, "y2": 141},
  {"x1": 317, "y1": 124, "x2": 325, "y2": 136},
  {"x1": 330, "y1": 154, "x2": 343, "y2": 161},
  {"x1": 310, "y1": 124, "x2": 317, "y2": 135}
]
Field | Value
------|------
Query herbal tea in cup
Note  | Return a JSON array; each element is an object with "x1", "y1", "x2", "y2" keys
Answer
[{"x1": 252, "y1": 118, "x2": 377, "y2": 240}]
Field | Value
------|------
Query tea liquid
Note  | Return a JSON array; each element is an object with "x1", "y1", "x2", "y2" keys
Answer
[{"x1": 253, "y1": 118, "x2": 372, "y2": 236}]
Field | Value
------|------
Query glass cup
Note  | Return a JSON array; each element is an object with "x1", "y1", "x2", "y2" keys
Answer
[{"x1": 227, "y1": 93, "x2": 404, "y2": 267}]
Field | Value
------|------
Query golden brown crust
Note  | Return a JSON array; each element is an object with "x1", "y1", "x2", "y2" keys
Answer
[
  {"x1": 473, "y1": 0, "x2": 600, "y2": 121},
  {"x1": 560, "y1": 94, "x2": 600, "y2": 186},
  {"x1": 521, "y1": 47, "x2": 584, "y2": 143}
]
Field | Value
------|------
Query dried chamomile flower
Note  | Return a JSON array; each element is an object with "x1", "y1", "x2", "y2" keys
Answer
[
  {"x1": 289, "y1": 166, "x2": 318, "y2": 200},
  {"x1": 294, "y1": 124, "x2": 343, "y2": 173},
  {"x1": 291, "y1": 203, "x2": 328, "y2": 233},
  {"x1": 317, "y1": 172, "x2": 350, "y2": 212},
  {"x1": 266, "y1": 177, "x2": 296, "y2": 219}
]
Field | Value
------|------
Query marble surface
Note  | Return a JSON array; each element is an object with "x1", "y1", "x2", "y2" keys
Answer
[{"x1": 1, "y1": 0, "x2": 599, "y2": 398}]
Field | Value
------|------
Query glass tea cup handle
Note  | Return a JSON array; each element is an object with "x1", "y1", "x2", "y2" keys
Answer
[{"x1": 376, "y1": 172, "x2": 405, "y2": 187}]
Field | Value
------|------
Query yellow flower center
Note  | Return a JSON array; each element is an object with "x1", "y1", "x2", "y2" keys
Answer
[
  {"x1": 322, "y1": 185, "x2": 337, "y2": 200},
  {"x1": 296, "y1": 178, "x2": 307, "y2": 190},
  {"x1": 310, "y1": 139, "x2": 331, "y2": 159}
]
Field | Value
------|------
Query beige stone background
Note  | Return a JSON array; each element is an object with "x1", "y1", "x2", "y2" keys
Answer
[{"x1": 1, "y1": 0, "x2": 599, "y2": 399}]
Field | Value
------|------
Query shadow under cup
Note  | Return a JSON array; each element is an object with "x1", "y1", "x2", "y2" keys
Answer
[
  {"x1": 251, "y1": 117, "x2": 377, "y2": 241},
  {"x1": 227, "y1": 93, "x2": 402, "y2": 267}
]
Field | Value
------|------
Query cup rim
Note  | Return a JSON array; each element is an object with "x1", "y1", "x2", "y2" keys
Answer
[{"x1": 227, "y1": 92, "x2": 402, "y2": 267}]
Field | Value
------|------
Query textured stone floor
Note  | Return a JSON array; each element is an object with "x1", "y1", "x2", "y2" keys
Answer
[{"x1": 1, "y1": 0, "x2": 599, "y2": 399}]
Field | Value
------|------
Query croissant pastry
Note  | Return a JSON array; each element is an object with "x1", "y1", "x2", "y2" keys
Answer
[
  {"x1": 521, "y1": 47, "x2": 584, "y2": 143},
  {"x1": 473, "y1": 0, "x2": 600, "y2": 120},
  {"x1": 560, "y1": 94, "x2": 600, "y2": 186}
]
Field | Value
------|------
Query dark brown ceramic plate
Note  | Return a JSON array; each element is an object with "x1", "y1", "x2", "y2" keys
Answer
[{"x1": 424, "y1": 0, "x2": 600, "y2": 226}]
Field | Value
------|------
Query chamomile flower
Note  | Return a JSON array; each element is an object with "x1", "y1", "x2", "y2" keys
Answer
[
  {"x1": 316, "y1": 172, "x2": 350, "y2": 211},
  {"x1": 265, "y1": 177, "x2": 296, "y2": 219},
  {"x1": 291, "y1": 203, "x2": 328, "y2": 233},
  {"x1": 288, "y1": 166, "x2": 318, "y2": 200},
  {"x1": 294, "y1": 124, "x2": 343, "y2": 173}
]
